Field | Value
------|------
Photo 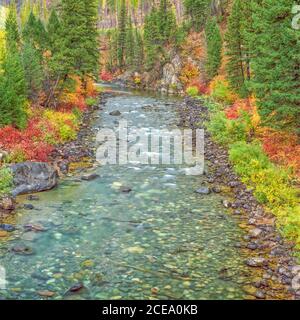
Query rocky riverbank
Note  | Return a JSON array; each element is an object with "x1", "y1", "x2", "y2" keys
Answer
[
  {"x1": 0, "y1": 93, "x2": 110, "y2": 217},
  {"x1": 180, "y1": 96, "x2": 300, "y2": 300}
]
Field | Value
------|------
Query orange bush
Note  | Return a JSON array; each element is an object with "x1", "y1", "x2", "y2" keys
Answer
[{"x1": 179, "y1": 62, "x2": 200, "y2": 87}]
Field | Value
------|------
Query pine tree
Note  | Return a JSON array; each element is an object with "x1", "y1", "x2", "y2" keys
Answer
[
  {"x1": 205, "y1": 17, "x2": 222, "y2": 80},
  {"x1": 225, "y1": 0, "x2": 250, "y2": 97},
  {"x1": 183, "y1": 0, "x2": 210, "y2": 31},
  {"x1": 133, "y1": 28, "x2": 144, "y2": 71},
  {"x1": 81, "y1": 0, "x2": 99, "y2": 79},
  {"x1": 250, "y1": 0, "x2": 300, "y2": 129},
  {"x1": 144, "y1": 7, "x2": 161, "y2": 70},
  {"x1": 125, "y1": 15, "x2": 135, "y2": 68},
  {"x1": 5, "y1": 4, "x2": 20, "y2": 51},
  {"x1": 22, "y1": 39, "x2": 44, "y2": 101},
  {"x1": 117, "y1": 0, "x2": 127, "y2": 69},
  {"x1": 0, "y1": 5, "x2": 27, "y2": 128},
  {"x1": 158, "y1": 0, "x2": 177, "y2": 43}
]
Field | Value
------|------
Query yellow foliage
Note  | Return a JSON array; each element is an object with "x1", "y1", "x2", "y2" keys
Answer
[
  {"x1": 209, "y1": 75, "x2": 238, "y2": 105},
  {"x1": 43, "y1": 110, "x2": 79, "y2": 143}
]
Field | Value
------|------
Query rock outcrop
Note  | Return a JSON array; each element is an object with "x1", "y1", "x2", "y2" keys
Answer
[{"x1": 10, "y1": 162, "x2": 58, "y2": 196}]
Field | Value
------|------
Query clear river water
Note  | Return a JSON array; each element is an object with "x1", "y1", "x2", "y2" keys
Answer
[{"x1": 0, "y1": 87, "x2": 252, "y2": 300}]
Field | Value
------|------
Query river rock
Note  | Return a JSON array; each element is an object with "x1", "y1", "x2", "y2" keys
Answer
[
  {"x1": 24, "y1": 223, "x2": 47, "y2": 232},
  {"x1": 37, "y1": 290, "x2": 55, "y2": 298},
  {"x1": 120, "y1": 186, "x2": 132, "y2": 193},
  {"x1": 246, "y1": 257, "x2": 268, "y2": 267},
  {"x1": 222, "y1": 200, "x2": 231, "y2": 208},
  {"x1": 109, "y1": 110, "x2": 121, "y2": 116},
  {"x1": 0, "y1": 197, "x2": 15, "y2": 211},
  {"x1": 211, "y1": 186, "x2": 221, "y2": 193},
  {"x1": 0, "y1": 224, "x2": 16, "y2": 232},
  {"x1": 24, "y1": 204, "x2": 35, "y2": 210},
  {"x1": 249, "y1": 228, "x2": 263, "y2": 238},
  {"x1": 81, "y1": 173, "x2": 100, "y2": 181},
  {"x1": 195, "y1": 187, "x2": 211, "y2": 195},
  {"x1": 10, "y1": 162, "x2": 58, "y2": 196},
  {"x1": 27, "y1": 195, "x2": 40, "y2": 201},
  {"x1": 0, "y1": 230, "x2": 9, "y2": 237},
  {"x1": 11, "y1": 244, "x2": 34, "y2": 255},
  {"x1": 68, "y1": 283, "x2": 85, "y2": 293}
]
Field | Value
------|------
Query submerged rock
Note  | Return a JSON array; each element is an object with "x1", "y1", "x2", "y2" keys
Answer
[
  {"x1": 24, "y1": 223, "x2": 47, "y2": 232},
  {"x1": 10, "y1": 162, "x2": 58, "y2": 196},
  {"x1": 195, "y1": 187, "x2": 211, "y2": 195},
  {"x1": 11, "y1": 244, "x2": 34, "y2": 255},
  {"x1": 24, "y1": 204, "x2": 35, "y2": 210},
  {"x1": 68, "y1": 283, "x2": 85, "y2": 293},
  {"x1": 120, "y1": 186, "x2": 132, "y2": 193},
  {"x1": 109, "y1": 110, "x2": 121, "y2": 116},
  {"x1": 27, "y1": 195, "x2": 40, "y2": 201},
  {"x1": 81, "y1": 173, "x2": 100, "y2": 181},
  {"x1": 246, "y1": 257, "x2": 268, "y2": 267},
  {"x1": 0, "y1": 224, "x2": 16, "y2": 232},
  {"x1": 0, "y1": 197, "x2": 15, "y2": 211}
]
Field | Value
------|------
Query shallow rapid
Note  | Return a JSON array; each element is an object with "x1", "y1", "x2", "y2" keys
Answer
[{"x1": 0, "y1": 89, "x2": 251, "y2": 300}]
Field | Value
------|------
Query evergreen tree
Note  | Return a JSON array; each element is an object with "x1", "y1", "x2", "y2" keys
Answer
[
  {"x1": 133, "y1": 28, "x2": 144, "y2": 71},
  {"x1": 225, "y1": 0, "x2": 250, "y2": 97},
  {"x1": 5, "y1": 4, "x2": 20, "y2": 51},
  {"x1": 250, "y1": 0, "x2": 300, "y2": 129},
  {"x1": 117, "y1": 0, "x2": 127, "y2": 69},
  {"x1": 81, "y1": 0, "x2": 99, "y2": 79},
  {"x1": 158, "y1": 0, "x2": 177, "y2": 43},
  {"x1": 47, "y1": 9, "x2": 62, "y2": 55},
  {"x1": 144, "y1": 8, "x2": 161, "y2": 70},
  {"x1": 0, "y1": 6, "x2": 27, "y2": 128},
  {"x1": 125, "y1": 16, "x2": 135, "y2": 68},
  {"x1": 205, "y1": 17, "x2": 222, "y2": 80},
  {"x1": 183, "y1": 0, "x2": 210, "y2": 31},
  {"x1": 22, "y1": 39, "x2": 44, "y2": 101}
]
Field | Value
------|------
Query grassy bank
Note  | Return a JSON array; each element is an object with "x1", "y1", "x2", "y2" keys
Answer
[{"x1": 197, "y1": 92, "x2": 300, "y2": 253}]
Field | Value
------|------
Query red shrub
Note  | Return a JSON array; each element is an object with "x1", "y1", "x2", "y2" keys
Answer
[
  {"x1": 100, "y1": 70, "x2": 113, "y2": 82},
  {"x1": 260, "y1": 129, "x2": 300, "y2": 179},
  {"x1": 189, "y1": 80, "x2": 209, "y2": 95}
]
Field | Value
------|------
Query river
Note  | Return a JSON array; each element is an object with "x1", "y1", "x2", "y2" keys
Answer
[{"x1": 0, "y1": 87, "x2": 252, "y2": 300}]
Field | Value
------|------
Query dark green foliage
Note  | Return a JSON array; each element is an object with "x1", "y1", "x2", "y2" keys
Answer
[
  {"x1": 249, "y1": 0, "x2": 300, "y2": 130},
  {"x1": 225, "y1": 0, "x2": 250, "y2": 97},
  {"x1": 125, "y1": 16, "x2": 135, "y2": 68},
  {"x1": 5, "y1": 4, "x2": 20, "y2": 51},
  {"x1": 183, "y1": 0, "x2": 210, "y2": 31},
  {"x1": 158, "y1": 0, "x2": 177, "y2": 43},
  {"x1": 0, "y1": 5, "x2": 27, "y2": 128},
  {"x1": 0, "y1": 49, "x2": 27, "y2": 128},
  {"x1": 133, "y1": 28, "x2": 144, "y2": 70},
  {"x1": 117, "y1": 0, "x2": 127, "y2": 68},
  {"x1": 144, "y1": 7, "x2": 161, "y2": 70},
  {"x1": 205, "y1": 17, "x2": 222, "y2": 80},
  {"x1": 59, "y1": 0, "x2": 99, "y2": 79},
  {"x1": 22, "y1": 40, "x2": 44, "y2": 101}
]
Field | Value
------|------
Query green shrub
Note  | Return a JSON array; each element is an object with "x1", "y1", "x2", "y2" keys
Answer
[
  {"x1": 85, "y1": 97, "x2": 98, "y2": 107},
  {"x1": 0, "y1": 167, "x2": 13, "y2": 197},
  {"x1": 210, "y1": 76, "x2": 236, "y2": 105},
  {"x1": 229, "y1": 141, "x2": 298, "y2": 219},
  {"x1": 72, "y1": 107, "x2": 83, "y2": 121},
  {"x1": 207, "y1": 112, "x2": 248, "y2": 146},
  {"x1": 186, "y1": 86, "x2": 199, "y2": 97}
]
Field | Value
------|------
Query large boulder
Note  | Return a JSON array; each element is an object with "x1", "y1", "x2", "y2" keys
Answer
[{"x1": 10, "y1": 162, "x2": 58, "y2": 196}]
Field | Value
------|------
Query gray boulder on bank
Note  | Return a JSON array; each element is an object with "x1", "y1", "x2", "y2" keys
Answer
[{"x1": 10, "y1": 162, "x2": 58, "y2": 196}]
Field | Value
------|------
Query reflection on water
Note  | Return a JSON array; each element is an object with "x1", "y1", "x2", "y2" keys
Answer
[{"x1": 0, "y1": 90, "x2": 250, "y2": 300}]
